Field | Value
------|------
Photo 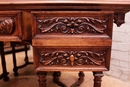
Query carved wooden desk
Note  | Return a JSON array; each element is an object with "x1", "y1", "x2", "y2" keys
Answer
[{"x1": 0, "y1": 0, "x2": 130, "y2": 87}]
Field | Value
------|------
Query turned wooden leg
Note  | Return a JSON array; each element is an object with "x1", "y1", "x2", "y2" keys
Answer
[
  {"x1": 93, "y1": 72, "x2": 104, "y2": 87},
  {"x1": 37, "y1": 71, "x2": 47, "y2": 87},
  {"x1": 24, "y1": 45, "x2": 29, "y2": 63},
  {"x1": 11, "y1": 43, "x2": 33, "y2": 76},
  {"x1": 16, "y1": 45, "x2": 33, "y2": 69},
  {"x1": 11, "y1": 42, "x2": 18, "y2": 76},
  {"x1": 0, "y1": 42, "x2": 9, "y2": 81},
  {"x1": 24, "y1": 45, "x2": 33, "y2": 64}
]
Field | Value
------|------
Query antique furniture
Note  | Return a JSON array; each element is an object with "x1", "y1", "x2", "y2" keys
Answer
[
  {"x1": 0, "y1": 42, "x2": 30, "y2": 81},
  {"x1": 0, "y1": 0, "x2": 130, "y2": 87},
  {"x1": 10, "y1": 42, "x2": 32, "y2": 76},
  {"x1": 0, "y1": 42, "x2": 9, "y2": 81}
]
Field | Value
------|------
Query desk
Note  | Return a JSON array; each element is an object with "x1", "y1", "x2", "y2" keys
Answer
[{"x1": 0, "y1": 0, "x2": 130, "y2": 87}]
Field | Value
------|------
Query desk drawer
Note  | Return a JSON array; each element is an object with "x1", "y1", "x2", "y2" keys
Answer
[
  {"x1": 0, "y1": 11, "x2": 22, "y2": 42},
  {"x1": 32, "y1": 11, "x2": 113, "y2": 72},
  {"x1": 32, "y1": 11, "x2": 113, "y2": 38},
  {"x1": 33, "y1": 46, "x2": 111, "y2": 72}
]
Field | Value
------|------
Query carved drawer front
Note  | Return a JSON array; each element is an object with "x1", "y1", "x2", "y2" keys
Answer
[
  {"x1": 0, "y1": 11, "x2": 22, "y2": 42},
  {"x1": 32, "y1": 11, "x2": 113, "y2": 37},
  {"x1": 33, "y1": 47, "x2": 111, "y2": 72},
  {"x1": 32, "y1": 11, "x2": 113, "y2": 47}
]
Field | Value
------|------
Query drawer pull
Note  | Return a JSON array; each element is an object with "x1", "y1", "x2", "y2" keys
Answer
[
  {"x1": 70, "y1": 54, "x2": 75, "y2": 66},
  {"x1": 0, "y1": 19, "x2": 13, "y2": 34},
  {"x1": 37, "y1": 17, "x2": 107, "y2": 34}
]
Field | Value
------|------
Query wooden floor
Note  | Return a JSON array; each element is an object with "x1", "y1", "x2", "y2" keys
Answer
[{"x1": 0, "y1": 47, "x2": 130, "y2": 87}]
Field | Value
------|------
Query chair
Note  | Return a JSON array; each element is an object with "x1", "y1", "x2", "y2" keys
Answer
[
  {"x1": 0, "y1": 41, "x2": 32, "y2": 82},
  {"x1": 0, "y1": 42, "x2": 9, "y2": 81},
  {"x1": 10, "y1": 42, "x2": 33, "y2": 76}
]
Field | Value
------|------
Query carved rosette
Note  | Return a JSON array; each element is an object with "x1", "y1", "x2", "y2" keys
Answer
[
  {"x1": 0, "y1": 19, "x2": 13, "y2": 35},
  {"x1": 38, "y1": 51, "x2": 105, "y2": 66},
  {"x1": 37, "y1": 17, "x2": 107, "y2": 34}
]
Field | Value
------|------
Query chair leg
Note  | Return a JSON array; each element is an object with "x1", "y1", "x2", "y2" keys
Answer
[
  {"x1": 11, "y1": 42, "x2": 18, "y2": 76},
  {"x1": 24, "y1": 45, "x2": 29, "y2": 63},
  {"x1": 23, "y1": 45, "x2": 33, "y2": 65},
  {"x1": 11, "y1": 42, "x2": 33, "y2": 76},
  {"x1": 0, "y1": 42, "x2": 9, "y2": 81},
  {"x1": 15, "y1": 44, "x2": 33, "y2": 69}
]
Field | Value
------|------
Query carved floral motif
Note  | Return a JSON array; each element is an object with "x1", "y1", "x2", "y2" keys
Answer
[
  {"x1": 38, "y1": 51, "x2": 105, "y2": 66},
  {"x1": 0, "y1": 19, "x2": 13, "y2": 34},
  {"x1": 37, "y1": 17, "x2": 107, "y2": 34}
]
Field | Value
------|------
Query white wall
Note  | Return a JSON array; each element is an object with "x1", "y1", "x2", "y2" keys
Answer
[{"x1": 106, "y1": 11, "x2": 130, "y2": 83}]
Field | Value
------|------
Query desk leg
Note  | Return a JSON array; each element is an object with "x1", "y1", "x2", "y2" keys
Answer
[
  {"x1": 93, "y1": 72, "x2": 104, "y2": 87},
  {"x1": 37, "y1": 71, "x2": 47, "y2": 87},
  {"x1": 0, "y1": 42, "x2": 9, "y2": 81}
]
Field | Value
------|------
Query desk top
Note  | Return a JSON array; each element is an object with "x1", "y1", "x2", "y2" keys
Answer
[{"x1": 0, "y1": 0, "x2": 130, "y2": 4}]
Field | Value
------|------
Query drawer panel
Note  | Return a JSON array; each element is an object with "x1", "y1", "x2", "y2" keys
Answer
[
  {"x1": 32, "y1": 35, "x2": 112, "y2": 47},
  {"x1": 0, "y1": 11, "x2": 22, "y2": 42},
  {"x1": 32, "y1": 11, "x2": 113, "y2": 38},
  {"x1": 33, "y1": 46, "x2": 111, "y2": 71}
]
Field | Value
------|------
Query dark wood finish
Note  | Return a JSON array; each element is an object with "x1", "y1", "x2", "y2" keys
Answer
[
  {"x1": 0, "y1": 42, "x2": 30, "y2": 81},
  {"x1": 4, "y1": 42, "x2": 30, "y2": 54},
  {"x1": 0, "y1": 0, "x2": 130, "y2": 87},
  {"x1": 11, "y1": 42, "x2": 33, "y2": 76},
  {"x1": 0, "y1": 42, "x2": 9, "y2": 81}
]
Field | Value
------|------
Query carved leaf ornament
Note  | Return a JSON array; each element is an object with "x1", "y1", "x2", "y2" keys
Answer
[
  {"x1": 37, "y1": 17, "x2": 107, "y2": 34},
  {"x1": 0, "y1": 19, "x2": 13, "y2": 35},
  {"x1": 38, "y1": 51, "x2": 105, "y2": 66}
]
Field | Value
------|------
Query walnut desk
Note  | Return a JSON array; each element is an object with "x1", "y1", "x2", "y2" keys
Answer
[{"x1": 0, "y1": 0, "x2": 130, "y2": 87}]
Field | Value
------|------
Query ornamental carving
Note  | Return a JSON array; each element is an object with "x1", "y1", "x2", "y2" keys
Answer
[
  {"x1": 37, "y1": 17, "x2": 107, "y2": 34},
  {"x1": 38, "y1": 51, "x2": 105, "y2": 66},
  {"x1": 0, "y1": 19, "x2": 13, "y2": 35}
]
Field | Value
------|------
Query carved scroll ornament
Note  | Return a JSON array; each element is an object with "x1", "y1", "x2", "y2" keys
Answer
[
  {"x1": 37, "y1": 17, "x2": 107, "y2": 34},
  {"x1": 0, "y1": 19, "x2": 13, "y2": 35},
  {"x1": 38, "y1": 51, "x2": 105, "y2": 66}
]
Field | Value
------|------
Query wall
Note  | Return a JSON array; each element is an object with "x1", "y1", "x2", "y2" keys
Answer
[{"x1": 106, "y1": 11, "x2": 130, "y2": 83}]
